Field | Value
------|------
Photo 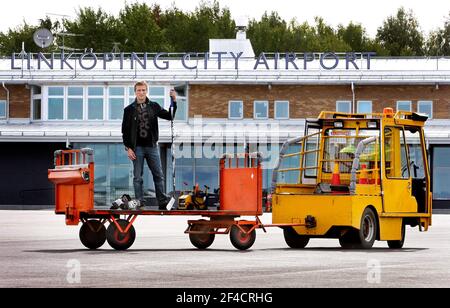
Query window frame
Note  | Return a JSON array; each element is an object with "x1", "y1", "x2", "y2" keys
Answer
[
  {"x1": 336, "y1": 100, "x2": 352, "y2": 113},
  {"x1": 396, "y1": 100, "x2": 412, "y2": 112},
  {"x1": 417, "y1": 100, "x2": 433, "y2": 119},
  {"x1": 274, "y1": 100, "x2": 290, "y2": 119},
  {"x1": 0, "y1": 100, "x2": 7, "y2": 119},
  {"x1": 228, "y1": 100, "x2": 244, "y2": 120},
  {"x1": 384, "y1": 126, "x2": 410, "y2": 180},
  {"x1": 357, "y1": 100, "x2": 372, "y2": 114},
  {"x1": 253, "y1": 100, "x2": 269, "y2": 120}
]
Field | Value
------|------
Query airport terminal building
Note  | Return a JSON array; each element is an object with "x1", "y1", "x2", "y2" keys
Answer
[{"x1": 1, "y1": 31, "x2": 450, "y2": 209}]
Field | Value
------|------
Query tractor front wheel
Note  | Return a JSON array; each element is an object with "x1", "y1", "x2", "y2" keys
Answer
[{"x1": 283, "y1": 227, "x2": 310, "y2": 249}]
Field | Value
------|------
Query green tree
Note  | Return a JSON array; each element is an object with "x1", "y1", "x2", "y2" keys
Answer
[
  {"x1": 376, "y1": 7, "x2": 425, "y2": 56},
  {"x1": 426, "y1": 13, "x2": 450, "y2": 56},
  {"x1": 117, "y1": 3, "x2": 165, "y2": 52},
  {"x1": 183, "y1": 0, "x2": 235, "y2": 52},
  {"x1": 247, "y1": 12, "x2": 292, "y2": 54},
  {"x1": 63, "y1": 7, "x2": 119, "y2": 52}
]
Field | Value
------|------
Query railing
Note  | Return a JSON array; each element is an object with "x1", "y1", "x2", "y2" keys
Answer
[
  {"x1": 271, "y1": 130, "x2": 382, "y2": 194},
  {"x1": 271, "y1": 131, "x2": 321, "y2": 193}
]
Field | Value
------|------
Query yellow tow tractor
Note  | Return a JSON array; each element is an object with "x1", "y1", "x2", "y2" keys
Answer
[{"x1": 271, "y1": 108, "x2": 432, "y2": 249}]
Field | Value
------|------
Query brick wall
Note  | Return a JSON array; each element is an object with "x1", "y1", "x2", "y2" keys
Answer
[
  {"x1": 189, "y1": 84, "x2": 450, "y2": 119},
  {"x1": 0, "y1": 84, "x2": 30, "y2": 118}
]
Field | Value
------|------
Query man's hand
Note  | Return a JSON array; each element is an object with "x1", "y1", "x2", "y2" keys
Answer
[
  {"x1": 127, "y1": 148, "x2": 136, "y2": 161},
  {"x1": 169, "y1": 89, "x2": 177, "y2": 104}
]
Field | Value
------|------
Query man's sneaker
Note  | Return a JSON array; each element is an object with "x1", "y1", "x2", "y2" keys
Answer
[{"x1": 158, "y1": 196, "x2": 174, "y2": 210}]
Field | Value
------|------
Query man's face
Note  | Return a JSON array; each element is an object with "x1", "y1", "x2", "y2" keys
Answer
[{"x1": 135, "y1": 85, "x2": 147, "y2": 102}]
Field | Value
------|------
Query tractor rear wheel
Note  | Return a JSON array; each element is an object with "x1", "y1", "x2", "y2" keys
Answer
[
  {"x1": 283, "y1": 227, "x2": 310, "y2": 248},
  {"x1": 388, "y1": 222, "x2": 406, "y2": 249}
]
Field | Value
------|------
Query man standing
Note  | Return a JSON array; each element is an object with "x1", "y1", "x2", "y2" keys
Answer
[{"x1": 122, "y1": 81, "x2": 177, "y2": 210}]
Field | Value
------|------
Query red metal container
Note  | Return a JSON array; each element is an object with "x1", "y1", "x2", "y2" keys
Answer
[{"x1": 219, "y1": 153, "x2": 262, "y2": 215}]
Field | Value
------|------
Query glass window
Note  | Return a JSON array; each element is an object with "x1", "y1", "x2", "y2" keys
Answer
[
  {"x1": 0, "y1": 100, "x2": 6, "y2": 118},
  {"x1": 88, "y1": 87, "x2": 104, "y2": 120},
  {"x1": 67, "y1": 87, "x2": 83, "y2": 120},
  {"x1": 195, "y1": 156, "x2": 220, "y2": 192},
  {"x1": 128, "y1": 87, "x2": 135, "y2": 105},
  {"x1": 88, "y1": 98, "x2": 104, "y2": 120},
  {"x1": 254, "y1": 101, "x2": 268, "y2": 119},
  {"x1": 109, "y1": 87, "x2": 124, "y2": 96},
  {"x1": 336, "y1": 100, "x2": 351, "y2": 113},
  {"x1": 433, "y1": 147, "x2": 450, "y2": 199},
  {"x1": 109, "y1": 98, "x2": 124, "y2": 120},
  {"x1": 384, "y1": 127, "x2": 409, "y2": 179},
  {"x1": 48, "y1": 87, "x2": 64, "y2": 96},
  {"x1": 149, "y1": 87, "x2": 165, "y2": 96},
  {"x1": 68, "y1": 87, "x2": 83, "y2": 96},
  {"x1": 397, "y1": 101, "x2": 412, "y2": 112},
  {"x1": 68, "y1": 98, "x2": 83, "y2": 120},
  {"x1": 88, "y1": 87, "x2": 104, "y2": 96},
  {"x1": 357, "y1": 101, "x2": 372, "y2": 114},
  {"x1": 174, "y1": 97, "x2": 188, "y2": 121},
  {"x1": 405, "y1": 127, "x2": 426, "y2": 179},
  {"x1": 48, "y1": 98, "x2": 64, "y2": 120},
  {"x1": 48, "y1": 87, "x2": 64, "y2": 120},
  {"x1": 32, "y1": 99, "x2": 41, "y2": 120},
  {"x1": 229, "y1": 101, "x2": 243, "y2": 119},
  {"x1": 418, "y1": 101, "x2": 433, "y2": 119},
  {"x1": 275, "y1": 101, "x2": 289, "y2": 119}
]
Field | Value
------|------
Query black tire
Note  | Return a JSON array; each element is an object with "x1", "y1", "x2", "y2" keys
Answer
[
  {"x1": 387, "y1": 222, "x2": 406, "y2": 249},
  {"x1": 106, "y1": 219, "x2": 136, "y2": 250},
  {"x1": 79, "y1": 220, "x2": 106, "y2": 250},
  {"x1": 283, "y1": 227, "x2": 310, "y2": 249},
  {"x1": 230, "y1": 225, "x2": 256, "y2": 250},
  {"x1": 189, "y1": 222, "x2": 215, "y2": 249},
  {"x1": 339, "y1": 208, "x2": 378, "y2": 249},
  {"x1": 339, "y1": 229, "x2": 359, "y2": 249},
  {"x1": 356, "y1": 207, "x2": 378, "y2": 249}
]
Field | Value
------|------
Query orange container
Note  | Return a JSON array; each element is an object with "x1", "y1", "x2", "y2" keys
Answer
[
  {"x1": 219, "y1": 154, "x2": 262, "y2": 214},
  {"x1": 48, "y1": 149, "x2": 94, "y2": 225}
]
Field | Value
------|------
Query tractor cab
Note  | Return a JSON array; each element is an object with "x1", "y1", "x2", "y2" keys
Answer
[{"x1": 271, "y1": 108, "x2": 432, "y2": 249}]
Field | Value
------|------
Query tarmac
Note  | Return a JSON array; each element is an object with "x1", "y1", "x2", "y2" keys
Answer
[{"x1": 0, "y1": 210, "x2": 450, "y2": 288}]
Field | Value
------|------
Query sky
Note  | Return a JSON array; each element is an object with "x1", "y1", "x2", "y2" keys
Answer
[{"x1": 1, "y1": 0, "x2": 450, "y2": 38}]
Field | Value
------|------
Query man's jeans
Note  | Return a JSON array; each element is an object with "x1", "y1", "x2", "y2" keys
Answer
[{"x1": 133, "y1": 146, "x2": 166, "y2": 204}]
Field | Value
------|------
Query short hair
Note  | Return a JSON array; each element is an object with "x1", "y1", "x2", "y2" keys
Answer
[{"x1": 134, "y1": 81, "x2": 148, "y2": 92}]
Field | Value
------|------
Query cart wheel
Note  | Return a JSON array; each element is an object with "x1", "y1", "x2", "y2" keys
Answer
[
  {"x1": 387, "y1": 222, "x2": 405, "y2": 249},
  {"x1": 283, "y1": 227, "x2": 309, "y2": 249},
  {"x1": 106, "y1": 219, "x2": 136, "y2": 251},
  {"x1": 230, "y1": 225, "x2": 256, "y2": 250},
  {"x1": 189, "y1": 222, "x2": 215, "y2": 249},
  {"x1": 79, "y1": 220, "x2": 106, "y2": 250}
]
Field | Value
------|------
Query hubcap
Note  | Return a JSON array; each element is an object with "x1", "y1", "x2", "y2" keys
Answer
[{"x1": 363, "y1": 215, "x2": 375, "y2": 242}]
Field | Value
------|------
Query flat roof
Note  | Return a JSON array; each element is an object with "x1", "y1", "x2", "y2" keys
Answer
[{"x1": 1, "y1": 56, "x2": 450, "y2": 84}]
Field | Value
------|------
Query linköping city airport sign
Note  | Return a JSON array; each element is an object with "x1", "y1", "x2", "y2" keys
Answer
[{"x1": 11, "y1": 51, "x2": 376, "y2": 71}]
